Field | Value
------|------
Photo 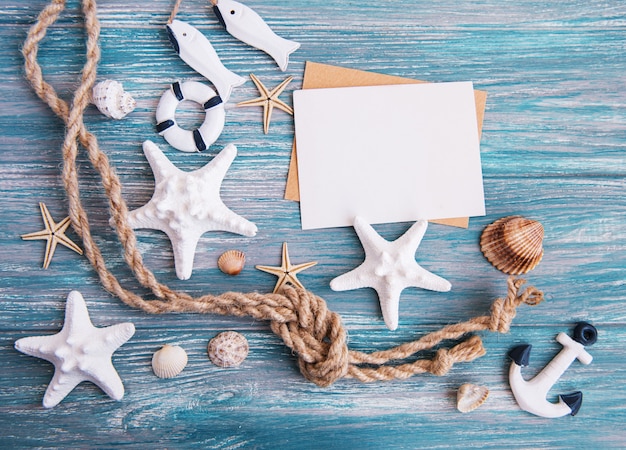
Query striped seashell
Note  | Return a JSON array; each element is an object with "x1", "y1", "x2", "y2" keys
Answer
[
  {"x1": 91, "y1": 79, "x2": 136, "y2": 120},
  {"x1": 151, "y1": 344, "x2": 188, "y2": 378},
  {"x1": 480, "y1": 216, "x2": 544, "y2": 275},
  {"x1": 217, "y1": 249, "x2": 246, "y2": 275},
  {"x1": 457, "y1": 383, "x2": 489, "y2": 413},
  {"x1": 208, "y1": 331, "x2": 249, "y2": 367}
]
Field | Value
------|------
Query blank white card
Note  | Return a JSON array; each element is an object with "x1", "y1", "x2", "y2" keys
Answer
[{"x1": 293, "y1": 81, "x2": 486, "y2": 230}]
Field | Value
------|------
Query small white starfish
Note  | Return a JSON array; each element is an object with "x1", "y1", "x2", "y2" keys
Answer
[
  {"x1": 330, "y1": 217, "x2": 451, "y2": 331},
  {"x1": 14, "y1": 291, "x2": 135, "y2": 408},
  {"x1": 125, "y1": 141, "x2": 258, "y2": 280}
]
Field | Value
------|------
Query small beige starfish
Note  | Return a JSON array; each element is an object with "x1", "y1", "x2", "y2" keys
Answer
[
  {"x1": 256, "y1": 242, "x2": 317, "y2": 293},
  {"x1": 21, "y1": 202, "x2": 83, "y2": 269},
  {"x1": 237, "y1": 73, "x2": 294, "y2": 134}
]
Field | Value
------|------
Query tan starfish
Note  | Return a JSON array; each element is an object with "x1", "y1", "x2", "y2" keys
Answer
[
  {"x1": 21, "y1": 202, "x2": 83, "y2": 269},
  {"x1": 236, "y1": 73, "x2": 294, "y2": 134},
  {"x1": 256, "y1": 242, "x2": 317, "y2": 293}
]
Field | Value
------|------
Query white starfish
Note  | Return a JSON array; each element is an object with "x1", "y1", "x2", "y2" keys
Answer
[
  {"x1": 14, "y1": 291, "x2": 135, "y2": 408},
  {"x1": 125, "y1": 141, "x2": 258, "y2": 280},
  {"x1": 330, "y1": 217, "x2": 451, "y2": 331}
]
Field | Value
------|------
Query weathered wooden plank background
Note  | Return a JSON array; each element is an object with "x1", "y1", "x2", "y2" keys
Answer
[{"x1": 1, "y1": 0, "x2": 625, "y2": 447}]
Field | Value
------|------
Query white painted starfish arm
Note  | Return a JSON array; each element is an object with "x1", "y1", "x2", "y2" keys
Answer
[
  {"x1": 43, "y1": 370, "x2": 84, "y2": 408},
  {"x1": 406, "y1": 265, "x2": 452, "y2": 292},
  {"x1": 142, "y1": 140, "x2": 179, "y2": 183},
  {"x1": 353, "y1": 216, "x2": 389, "y2": 249},
  {"x1": 395, "y1": 219, "x2": 428, "y2": 248},
  {"x1": 87, "y1": 361, "x2": 126, "y2": 401},
  {"x1": 376, "y1": 284, "x2": 405, "y2": 331},
  {"x1": 206, "y1": 204, "x2": 258, "y2": 237},
  {"x1": 197, "y1": 143, "x2": 237, "y2": 182},
  {"x1": 329, "y1": 264, "x2": 371, "y2": 291},
  {"x1": 167, "y1": 229, "x2": 203, "y2": 281},
  {"x1": 125, "y1": 203, "x2": 166, "y2": 232}
]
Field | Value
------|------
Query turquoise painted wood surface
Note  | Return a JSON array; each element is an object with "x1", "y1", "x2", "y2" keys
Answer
[{"x1": 1, "y1": 0, "x2": 625, "y2": 447}]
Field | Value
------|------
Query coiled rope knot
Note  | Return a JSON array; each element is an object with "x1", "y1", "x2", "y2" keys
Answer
[
  {"x1": 269, "y1": 286, "x2": 349, "y2": 387},
  {"x1": 430, "y1": 335, "x2": 486, "y2": 376},
  {"x1": 488, "y1": 277, "x2": 544, "y2": 334}
]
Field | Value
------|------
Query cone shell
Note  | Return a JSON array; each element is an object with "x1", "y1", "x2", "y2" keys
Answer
[
  {"x1": 480, "y1": 216, "x2": 544, "y2": 275},
  {"x1": 457, "y1": 383, "x2": 489, "y2": 413},
  {"x1": 92, "y1": 79, "x2": 136, "y2": 120},
  {"x1": 151, "y1": 344, "x2": 188, "y2": 378},
  {"x1": 218, "y1": 250, "x2": 246, "y2": 275},
  {"x1": 208, "y1": 331, "x2": 249, "y2": 367}
]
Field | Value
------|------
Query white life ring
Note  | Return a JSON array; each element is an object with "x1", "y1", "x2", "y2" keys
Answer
[{"x1": 156, "y1": 81, "x2": 225, "y2": 152}]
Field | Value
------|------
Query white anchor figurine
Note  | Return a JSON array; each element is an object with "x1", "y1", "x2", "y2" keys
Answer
[{"x1": 508, "y1": 322, "x2": 597, "y2": 418}]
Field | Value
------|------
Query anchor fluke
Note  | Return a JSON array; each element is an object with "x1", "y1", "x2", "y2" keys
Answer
[
  {"x1": 508, "y1": 344, "x2": 532, "y2": 366},
  {"x1": 560, "y1": 391, "x2": 583, "y2": 416}
]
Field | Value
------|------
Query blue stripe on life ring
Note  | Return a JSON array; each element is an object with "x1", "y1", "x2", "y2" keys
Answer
[
  {"x1": 172, "y1": 82, "x2": 184, "y2": 101},
  {"x1": 156, "y1": 119, "x2": 175, "y2": 133},
  {"x1": 203, "y1": 95, "x2": 223, "y2": 110},
  {"x1": 193, "y1": 129, "x2": 207, "y2": 151}
]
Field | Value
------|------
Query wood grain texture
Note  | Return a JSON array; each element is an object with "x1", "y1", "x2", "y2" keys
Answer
[{"x1": 1, "y1": 0, "x2": 625, "y2": 447}]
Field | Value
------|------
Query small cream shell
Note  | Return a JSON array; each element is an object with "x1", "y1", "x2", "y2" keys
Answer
[
  {"x1": 92, "y1": 79, "x2": 136, "y2": 120},
  {"x1": 151, "y1": 344, "x2": 188, "y2": 378},
  {"x1": 208, "y1": 331, "x2": 249, "y2": 367},
  {"x1": 457, "y1": 383, "x2": 489, "y2": 413},
  {"x1": 218, "y1": 250, "x2": 246, "y2": 275}
]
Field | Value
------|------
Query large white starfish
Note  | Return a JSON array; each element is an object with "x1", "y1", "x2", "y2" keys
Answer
[
  {"x1": 330, "y1": 217, "x2": 451, "y2": 331},
  {"x1": 126, "y1": 141, "x2": 258, "y2": 280},
  {"x1": 14, "y1": 291, "x2": 135, "y2": 408}
]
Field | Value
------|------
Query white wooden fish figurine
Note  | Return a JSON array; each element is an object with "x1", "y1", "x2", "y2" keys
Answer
[
  {"x1": 211, "y1": 0, "x2": 300, "y2": 71},
  {"x1": 166, "y1": 19, "x2": 246, "y2": 101}
]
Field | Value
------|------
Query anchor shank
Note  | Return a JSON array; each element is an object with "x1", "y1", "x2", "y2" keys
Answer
[{"x1": 531, "y1": 332, "x2": 590, "y2": 393}]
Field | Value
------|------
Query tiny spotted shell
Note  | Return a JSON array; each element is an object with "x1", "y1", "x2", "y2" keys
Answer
[
  {"x1": 151, "y1": 344, "x2": 188, "y2": 378},
  {"x1": 457, "y1": 383, "x2": 489, "y2": 413},
  {"x1": 208, "y1": 331, "x2": 249, "y2": 367},
  {"x1": 217, "y1": 249, "x2": 246, "y2": 275}
]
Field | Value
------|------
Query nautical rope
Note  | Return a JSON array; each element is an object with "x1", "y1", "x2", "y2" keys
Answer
[
  {"x1": 168, "y1": 0, "x2": 184, "y2": 24},
  {"x1": 22, "y1": 0, "x2": 545, "y2": 387}
]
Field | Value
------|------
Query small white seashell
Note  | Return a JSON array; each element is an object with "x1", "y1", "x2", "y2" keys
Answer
[
  {"x1": 92, "y1": 79, "x2": 136, "y2": 120},
  {"x1": 457, "y1": 383, "x2": 489, "y2": 413},
  {"x1": 208, "y1": 331, "x2": 249, "y2": 367},
  {"x1": 218, "y1": 249, "x2": 246, "y2": 275},
  {"x1": 151, "y1": 344, "x2": 188, "y2": 378}
]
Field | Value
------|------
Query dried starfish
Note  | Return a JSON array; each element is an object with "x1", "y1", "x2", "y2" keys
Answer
[
  {"x1": 330, "y1": 217, "x2": 451, "y2": 331},
  {"x1": 124, "y1": 141, "x2": 257, "y2": 280},
  {"x1": 236, "y1": 73, "x2": 293, "y2": 134},
  {"x1": 256, "y1": 242, "x2": 317, "y2": 293},
  {"x1": 14, "y1": 291, "x2": 135, "y2": 408},
  {"x1": 21, "y1": 202, "x2": 83, "y2": 269}
]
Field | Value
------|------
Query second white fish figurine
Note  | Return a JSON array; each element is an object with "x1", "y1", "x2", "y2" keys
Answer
[
  {"x1": 166, "y1": 19, "x2": 245, "y2": 101},
  {"x1": 212, "y1": 0, "x2": 300, "y2": 71}
]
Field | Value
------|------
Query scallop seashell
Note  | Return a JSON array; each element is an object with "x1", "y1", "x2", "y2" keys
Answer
[
  {"x1": 208, "y1": 331, "x2": 249, "y2": 367},
  {"x1": 91, "y1": 79, "x2": 136, "y2": 120},
  {"x1": 218, "y1": 250, "x2": 246, "y2": 275},
  {"x1": 480, "y1": 216, "x2": 544, "y2": 275},
  {"x1": 457, "y1": 383, "x2": 489, "y2": 413},
  {"x1": 151, "y1": 344, "x2": 188, "y2": 378}
]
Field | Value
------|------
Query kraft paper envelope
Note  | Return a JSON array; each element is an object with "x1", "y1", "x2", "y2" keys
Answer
[
  {"x1": 293, "y1": 82, "x2": 485, "y2": 230},
  {"x1": 285, "y1": 61, "x2": 488, "y2": 228}
]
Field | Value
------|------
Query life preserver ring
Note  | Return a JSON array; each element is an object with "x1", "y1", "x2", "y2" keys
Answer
[{"x1": 155, "y1": 81, "x2": 225, "y2": 152}]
